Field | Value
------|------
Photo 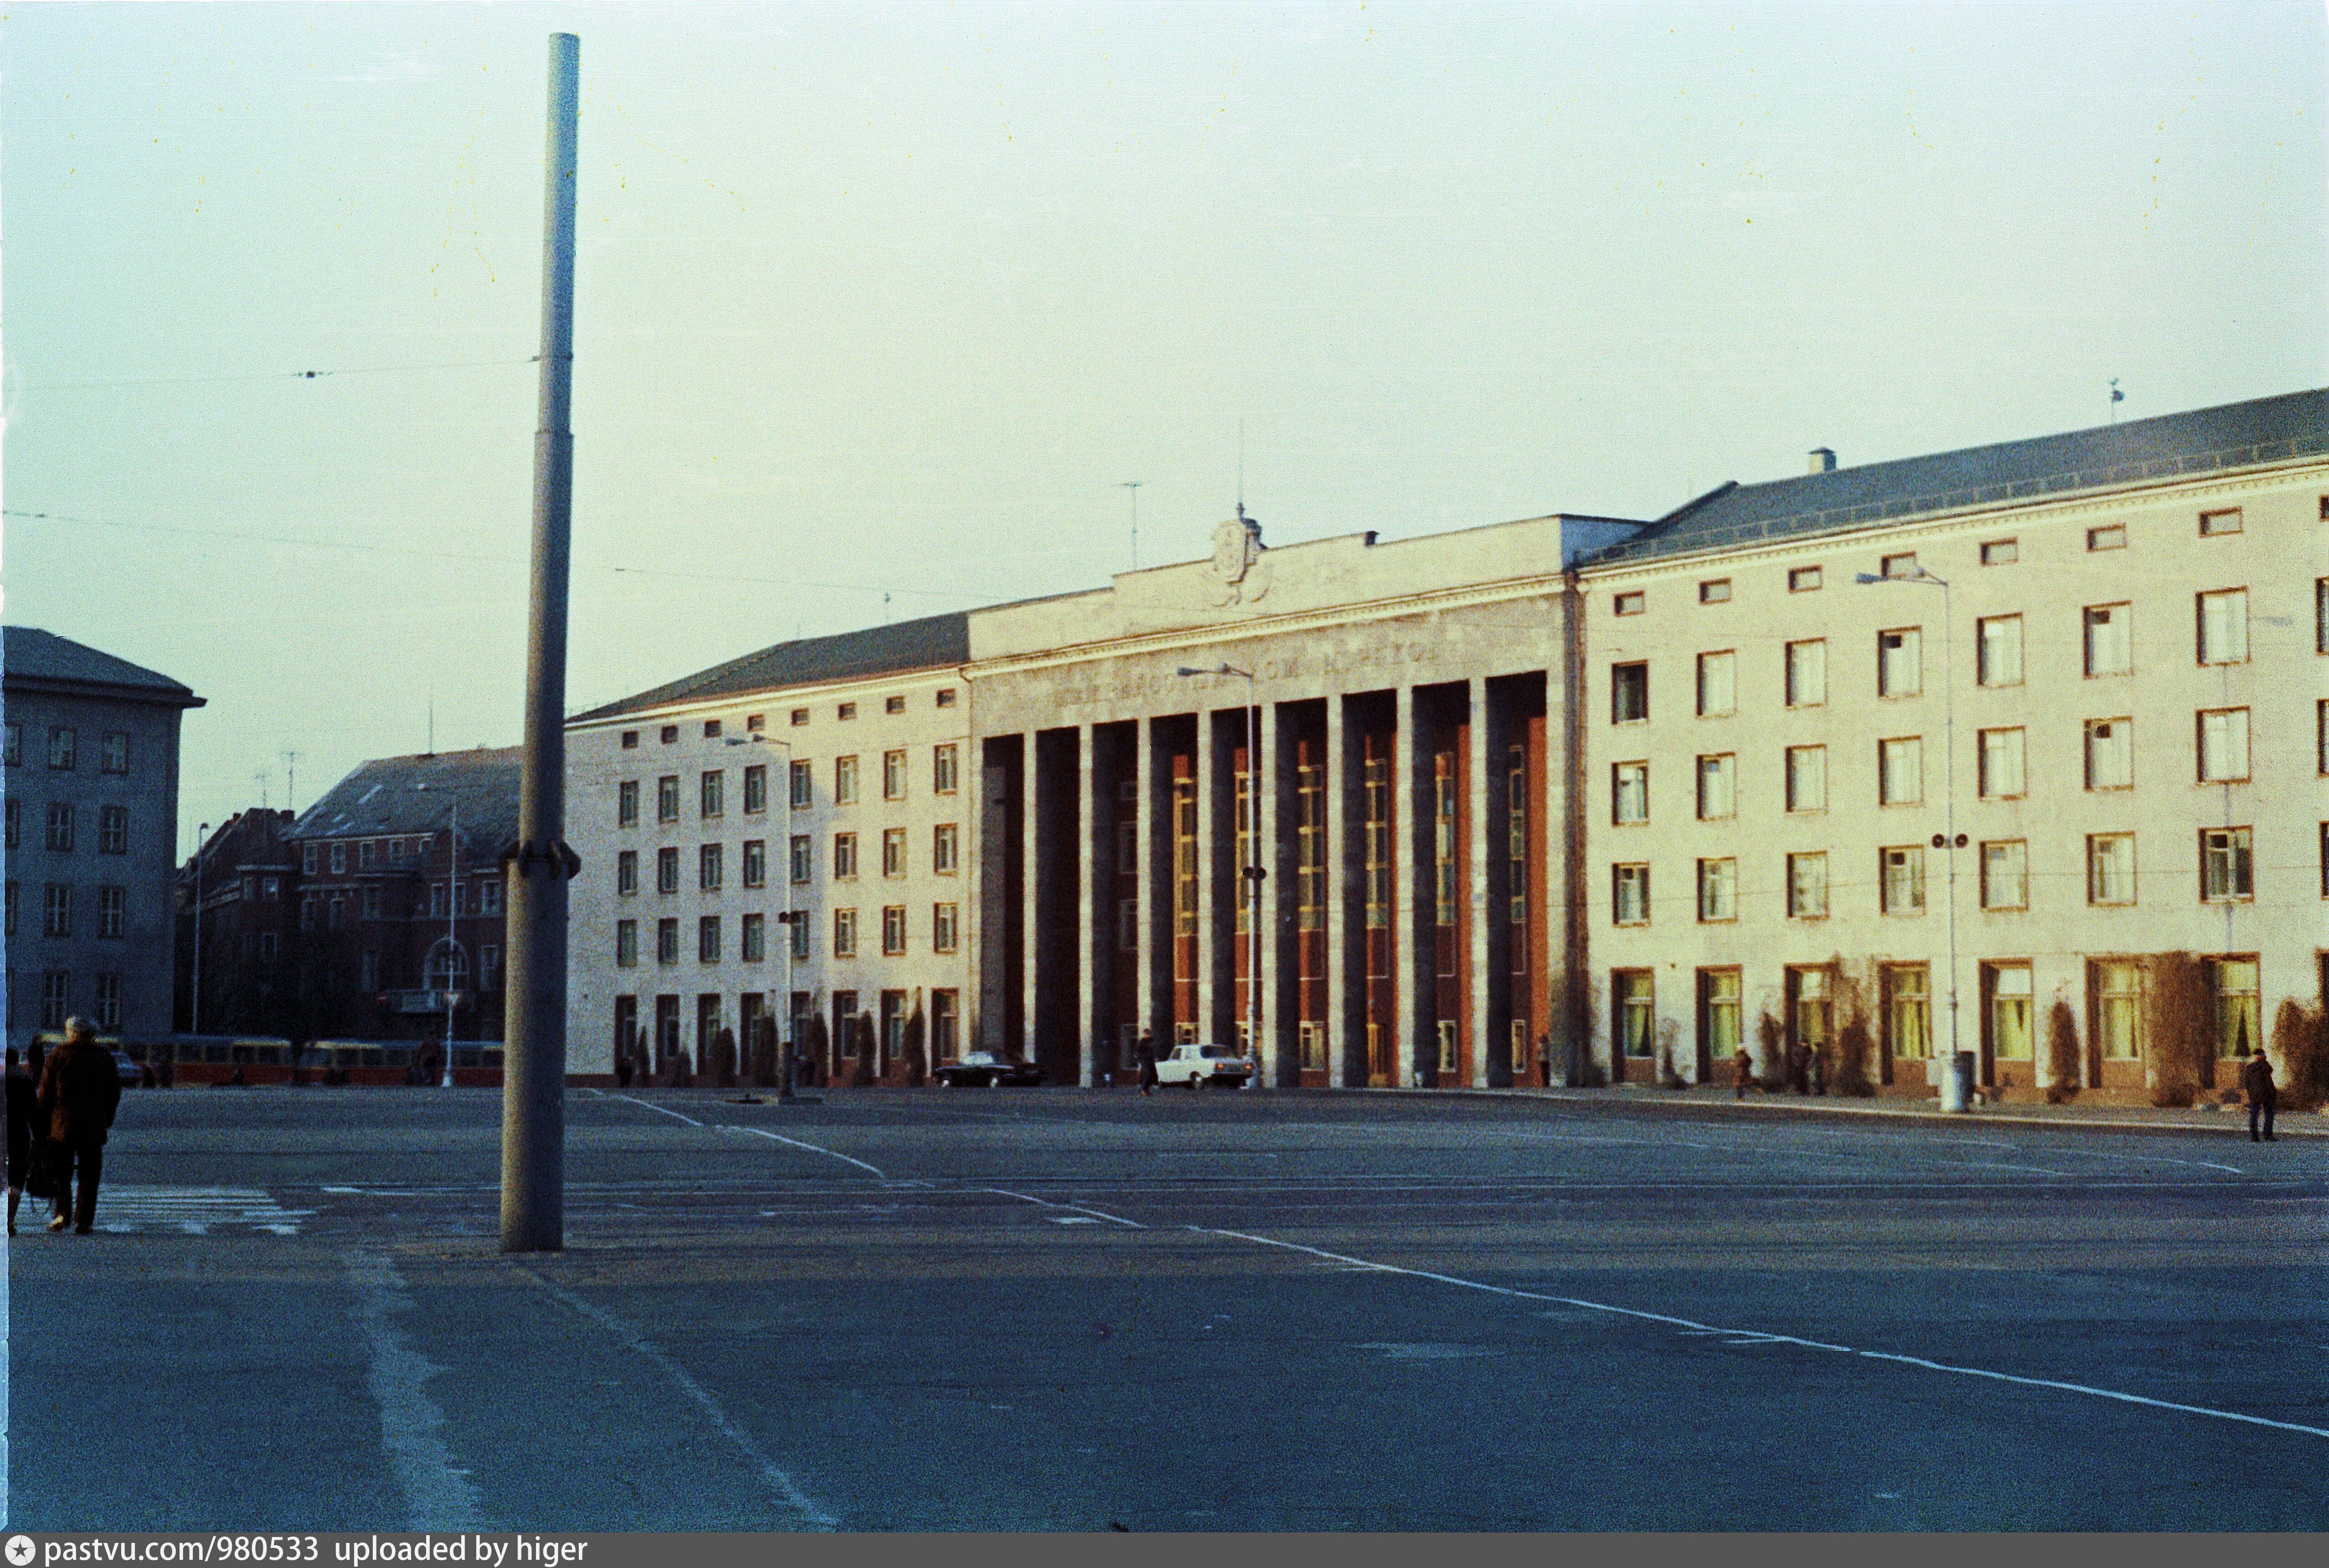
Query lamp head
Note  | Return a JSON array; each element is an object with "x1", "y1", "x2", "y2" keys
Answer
[{"x1": 1854, "y1": 572, "x2": 1883, "y2": 584}]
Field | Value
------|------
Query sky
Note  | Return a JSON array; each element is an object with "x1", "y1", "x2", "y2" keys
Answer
[{"x1": 4, "y1": 0, "x2": 2322, "y2": 857}]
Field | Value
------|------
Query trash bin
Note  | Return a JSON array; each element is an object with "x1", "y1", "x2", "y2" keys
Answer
[{"x1": 1953, "y1": 1050, "x2": 1977, "y2": 1109}]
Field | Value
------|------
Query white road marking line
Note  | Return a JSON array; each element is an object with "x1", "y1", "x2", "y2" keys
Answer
[
  {"x1": 512, "y1": 1265, "x2": 836, "y2": 1530},
  {"x1": 90, "y1": 1186, "x2": 315, "y2": 1235},
  {"x1": 727, "y1": 1124, "x2": 886, "y2": 1177},
  {"x1": 1189, "y1": 1225, "x2": 2329, "y2": 1443},
  {"x1": 346, "y1": 1250, "x2": 487, "y2": 1531},
  {"x1": 981, "y1": 1187, "x2": 1144, "y2": 1228},
  {"x1": 2067, "y1": 1150, "x2": 2246, "y2": 1175},
  {"x1": 1959, "y1": 1162, "x2": 2074, "y2": 1177},
  {"x1": 1047, "y1": 1215, "x2": 1101, "y2": 1225},
  {"x1": 603, "y1": 1093, "x2": 703, "y2": 1127}
]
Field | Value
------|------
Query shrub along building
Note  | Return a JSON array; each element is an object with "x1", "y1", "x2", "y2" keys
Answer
[{"x1": 563, "y1": 387, "x2": 2328, "y2": 1103}]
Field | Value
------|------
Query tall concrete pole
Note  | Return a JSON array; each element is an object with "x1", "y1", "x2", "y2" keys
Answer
[{"x1": 502, "y1": 31, "x2": 580, "y2": 1253}]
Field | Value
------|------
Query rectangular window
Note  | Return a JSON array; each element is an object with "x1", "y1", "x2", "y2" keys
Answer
[
  {"x1": 1613, "y1": 591, "x2": 1644, "y2": 616},
  {"x1": 835, "y1": 756, "x2": 860, "y2": 804},
  {"x1": 2085, "y1": 719, "x2": 2133, "y2": 790},
  {"x1": 45, "y1": 805, "x2": 74, "y2": 853},
  {"x1": 1117, "y1": 819, "x2": 1138, "y2": 875},
  {"x1": 883, "y1": 750, "x2": 907, "y2": 801},
  {"x1": 1786, "y1": 745, "x2": 1826, "y2": 812},
  {"x1": 362, "y1": 884, "x2": 381, "y2": 918},
  {"x1": 2200, "y1": 828, "x2": 2253, "y2": 901},
  {"x1": 1180, "y1": 773, "x2": 1205, "y2": 936},
  {"x1": 618, "y1": 780, "x2": 639, "y2": 827},
  {"x1": 656, "y1": 776, "x2": 680, "y2": 823},
  {"x1": 1696, "y1": 754, "x2": 1735, "y2": 820},
  {"x1": 2198, "y1": 708, "x2": 2250, "y2": 783},
  {"x1": 790, "y1": 834, "x2": 812, "y2": 884},
  {"x1": 1699, "y1": 578, "x2": 1731, "y2": 604},
  {"x1": 1881, "y1": 552, "x2": 1918, "y2": 580},
  {"x1": 742, "y1": 839, "x2": 767, "y2": 888},
  {"x1": 2093, "y1": 959, "x2": 2143, "y2": 1060},
  {"x1": 1786, "y1": 639, "x2": 1826, "y2": 708},
  {"x1": 5, "y1": 880, "x2": 15, "y2": 937},
  {"x1": 361, "y1": 840, "x2": 378, "y2": 870},
  {"x1": 101, "y1": 732, "x2": 129, "y2": 773},
  {"x1": 2318, "y1": 578, "x2": 2328, "y2": 655},
  {"x1": 699, "y1": 843, "x2": 724, "y2": 891},
  {"x1": 741, "y1": 912, "x2": 766, "y2": 963},
  {"x1": 303, "y1": 844, "x2": 317, "y2": 875},
  {"x1": 933, "y1": 743, "x2": 959, "y2": 795},
  {"x1": 1697, "y1": 858, "x2": 1736, "y2": 922},
  {"x1": 1788, "y1": 852, "x2": 1828, "y2": 919},
  {"x1": 1881, "y1": 845, "x2": 1926, "y2": 914},
  {"x1": 2206, "y1": 958, "x2": 2261, "y2": 1059},
  {"x1": 330, "y1": 843, "x2": 347, "y2": 875},
  {"x1": 263, "y1": 876, "x2": 280, "y2": 902},
  {"x1": 791, "y1": 708, "x2": 810, "y2": 727},
  {"x1": 1117, "y1": 896, "x2": 1139, "y2": 952},
  {"x1": 1611, "y1": 662, "x2": 1648, "y2": 723},
  {"x1": 700, "y1": 771, "x2": 724, "y2": 819},
  {"x1": 882, "y1": 827, "x2": 906, "y2": 878},
  {"x1": 2199, "y1": 507, "x2": 2242, "y2": 536},
  {"x1": 1980, "y1": 539, "x2": 2018, "y2": 566},
  {"x1": 1978, "y1": 728, "x2": 2025, "y2": 799},
  {"x1": 834, "y1": 833, "x2": 858, "y2": 880},
  {"x1": 743, "y1": 765, "x2": 768, "y2": 815},
  {"x1": 1612, "y1": 864, "x2": 1649, "y2": 925},
  {"x1": 479, "y1": 945, "x2": 501, "y2": 991},
  {"x1": 98, "y1": 885, "x2": 126, "y2": 938},
  {"x1": 837, "y1": 703, "x2": 857, "y2": 722},
  {"x1": 98, "y1": 806, "x2": 129, "y2": 854},
  {"x1": 2087, "y1": 524, "x2": 2124, "y2": 551},
  {"x1": 1613, "y1": 762, "x2": 1649, "y2": 825},
  {"x1": 93, "y1": 973, "x2": 122, "y2": 1031},
  {"x1": 885, "y1": 695, "x2": 907, "y2": 715},
  {"x1": 2083, "y1": 604, "x2": 2131, "y2": 677},
  {"x1": 617, "y1": 920, "x2": 638, "y2": 967},
  {"x1": 1361, "y1": 758, "x2": 1388, "y2": 932},
  {"x1": 1431, "y1": 757, "x2": 1456, "y2": 930},
  {"x1": 1981, "y1": 840, "x2": 2028, "y2": 910},
  {"x1": 833, "y1": 908, "x2": 858, "y2": 957},
  {"x1": 2321, "y1": 699, "x2": 2329, "y2": 775},
  {"x1": 2088, "y1": 833, "x2": 2137, "y2": 905},
  {"x1": 1614, "y1": 971, "x2": 1654, "y2": 1059},
  {"x1": 3, "y1": 722, "x2": 16, "y2": 766},
  {"x1": 4, "y1": 798, "x2": 15, "y2": 849},
  {"x1": 790, "y1": 760, "x2": 814, "y2": 809},
  {"x1": 1506, "y1": 745, "x2": 1528, "y2": 934},
  {"x1": 933, "y1": 901, "x2": 959, "y2": 953},
  {"x1": 621, "y1": 730, "x2": 639, "y2": 749},
  {"x1": 936, "y1": 688, "x2": 958, "y2": 710},
  {"x1": 933, "y1": 823, "x2": 959, "y2": 874},
  {"x1": 698, "y1": 916, "x2": 721, "y2": 963},
  {"x1": 1696, "y1": 651, "x2": 1736, "y2": 716},
  {"x1": 48, "y1": 727, "x2": 75, "y2": 770},
  {"x1": 1879, "y1": 737, "x2": 1924, "y2": 806},
  {"x1": 1700, "y1": 968, "x2": 1742, "y2": 1067},
  {"x1": 1789, "y1": 566, "x2": 1822, "y2": 592},
  {"x1": 1884, "y1": 964, "x2": 1932, "y2": 1061},
  {"x1": 656, "y1": 847, "x2": 680, "y2": 895},
  {"x1": 1977, "y1": 615, "x2": 2023, "y2": 687},
  {"x1": 40, "y1": 972, "x2": 68, "y2": 1030},
  {"x1": 2197, "y1": 588, "x2": 2249, "y2": 665},
  {"x1": 789, "y1": 910, "x2": 811, "y2": 959},
  {"x1": 658, "y1": 917, "x2": 680, "y2": 964},
  {"x1": 704, "y1": 720, "x2": 724, "y2": 740},
  {"x1": 1878, "y1": 627, "x2": 1922, "y2": 697}
]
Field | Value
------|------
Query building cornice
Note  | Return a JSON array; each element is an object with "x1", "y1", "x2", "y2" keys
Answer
[{"x1": 565, "y1": 662, "x2": 963, "y2": 736}]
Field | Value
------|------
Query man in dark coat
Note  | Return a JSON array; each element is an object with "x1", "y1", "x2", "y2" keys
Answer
[
  {"x1": 2241, "y1": 1049, "x2": 2277, "y2": 1142},
  {"x1": 37, "y1": 1017, "x2": 122, "y2": 1234},
  {"x1": 6, "y1": 1046, "x2": 38, "y2": 1236},
  {"x1": 1136, "y1": 1033, "x2": 1159, "y2": 1097}
]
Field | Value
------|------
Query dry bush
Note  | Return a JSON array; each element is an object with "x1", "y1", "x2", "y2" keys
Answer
[
  {"x1": 2045, "y1": 999, "x2": 2081, "y2": 1105},
  {"x1": 2272, "y1": 999, "x2": 2329, "y2": 1114},
  {"x1": 1754, "y1": 1010, "x2": 1783, "y2": 1090},
  {"x1": 2146, "y1": 951, "x2": 2206, "y2": 1107},
  {"x1": 1833, "y1": 1018, "x2": 1876, "y2": 1097}
]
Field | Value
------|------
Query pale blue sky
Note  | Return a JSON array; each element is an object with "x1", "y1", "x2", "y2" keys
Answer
[{"x1": 4, "y1": 1, "x2": 2321, "y2": 852}]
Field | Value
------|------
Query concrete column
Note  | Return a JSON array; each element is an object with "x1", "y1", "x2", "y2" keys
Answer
[
  {"x1": 1258, "y1": 697, "x2": 1288, "y2": 1088},
  {"x1": 1195, "y1": 708, "x2": 1219, "y2": 1041},
  {"x1": 1020, "y1": 731, "x2": 1041, "y2": 1062},
  {"x1": 1074, "y1": 722, "x2": 1098, "y2": 1088},
  {"x1": 1392, "y1": 684, "x2": 1419, "y2": 1089},
  {"x1": 1324, "y1": 694, "x2": 1352, "y2": 1087},
  {"x1": 1467, "y1": 676, "x2": 1493, "y2": 1089},
  {"x1": 1552, "y1": 582, "x2": 1594, "y2": 1084},
  {"x1": 1134, "y1": 718, "x2": 1156, "y2": 1047}
]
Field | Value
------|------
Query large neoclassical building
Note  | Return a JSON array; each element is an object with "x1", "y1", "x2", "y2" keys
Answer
[{"x1": 566, "y1": 386, "x2": 2327, "y2": 1099}]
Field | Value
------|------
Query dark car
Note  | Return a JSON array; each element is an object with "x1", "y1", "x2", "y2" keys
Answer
[
  {"x1": 933, "y1": 1052, "x2": 1045, "y2": 1088},
  {"x1": 110, "y1": 1050, "x2": 143, "y2": 1088}
]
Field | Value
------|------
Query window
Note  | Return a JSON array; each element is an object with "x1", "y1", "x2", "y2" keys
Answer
[
  {"x1": 2087, "y1": 833, "x2": 2136, "y2": 905},
  {"x1": 2199, "y1": 507, "x2": 2242, "y2": 536},
  {"x1": 657, "y1": 776, "x2": 680, "y2": 823},
  {"x1": 936, "y1": 689, "x2": 958, "y2": 709},
  {"x1": 479, "y1": 945, "x2": 501, "y2": 992},
  {"x1": 361, "y1": 840, "x2": 378, "y2": 870},
  {"x1": 1881, "y1": 552, "x2": 1917, "y2": 580},
  {"x1": 1879, "y1": 737, "x2": 1923, "y2": 805},
  {"x1": 833, "y1": 908, "x2": 858, "y2": 957},
  {"x1": 2318, "y1": 578, "x2": 2328, "y2": 655},
  {"x1": 1981, "y1": 841, "x2": 2028, "y2": 910},
  {"x1": 1696, "y1": 651, "x2": 1736, "y2": 717},
  {"x1": 747, "y1": 713, "x2": 764, "y2": 733},
  {"x1": 700, "y1": 771, "x2": 724, "y2": 819},
  {"x1": 2197, "y1": 588, "x2": 2248, "y2": 664},
  {"x1": 1699, "y1": 578, "x2": 1731, "y2": 604},
  {"x1": 2085, "y1": 719, "x2": 2133, "y2": 790},
  {"x1": 933, "y1": 902, "x2": 959, "y2": 954},
  {"x1": 791, "y1": 708, "x2": 810, "y2": 727},
  {"x1": 1786, "y1": 745, "x2": 1826, "y2": 812},
  {"x1": 98, "y1": 885, "x2": 126, "y2": 938},
  {"x1": 101, "y1": 732, "x2": 129, "y2": 774},
  {"x1": 1431, "y1": 757, "x2": 1456, "y2": 932},
  {"x1": 1697, "y1": 858, "x2": 1736, "y2": 921},
  {"x1": 91, "y1": 973, "x2": 121, "y2": 1031},
  {"x1": 1878, "y1": 627, "x2": 1922, "y2": 697},
  {"x1": 1611, "y1": 663, "x2": 1648, "y2": 723},
  {"x1": 45, "y1": 804, "x2": 74, "y2": 853},
  {"x1": 478, "y1": 879, "x2": 501, "y2": 916},
  {"x1": 2084, "y1": 605, "x2": 2131, "y2": 676},
  {"x1": 834, "y1": 833, "x2": 858, "y2": 879},
  {"x1": 882, "y1": 828, "x2": 906, "y2": 878},
  {"x1": 1883, "y1": 964, "x2": 1932, "y2": 1061},
  {"x1": 741, "y1": 912, "x2": 766, "y2": 963},
  {"x1": 703, "y1": 720, "x2": 724, "y2": 740},
  {"x1": 1612, "y1": 762, "x2": 1649, "y2": 825},
  {"x1": 1182, "y1": 772, "x2": 1206, "y2": 936},
  {"x1": 2087, "y1": 524, "x2": 2124, "y2": 551},
  {"x1": 4, "y1": 881, "x2": 14, "y2": 937},
  {"x1": 2320, "y1": 699, "x2": 2329, "y2": 775},
  {"x1": 1978, "y1": 728, "x2": 2025, "y2": 799},
  {"x1": 2198, "y1": 708, "x2": 2250, "y2": 783},
  {"x1": 835, "y1": 756, "x2": 860, "y2": 804},
  {"x1": 1788, "y1": 852, "x2": 1828, "y2": 918},
  {"x1": 699, "y1": 843, "x2": 723, "y2": 892},
  {"x1": 1613, "y1": 591, "x2": 1644, "y2": 616},
  {"x1": 1790, "y1": 967, "x2": 1833, "y2": 1055},
  {"x1": 1505, "y1": 744, "x2": 1528, "y2": 934},
  {"x1": 2092, "y1": 960, "x2": 2143, "y2": 1060},
  {"x1": 883, "y1": 750, "x2": 907, "y2": 801},
  {"x1": 302, "y1": 844, "x2": 317, "y2": 875},
  {"x1": 621, "y1": 730, "x2": 639, "y2": 750},
  {"x1": 430, "y1": 882, "x2": 448, "y2": 918},
  {"x1": 743, "y1": 765, "x2": 768, "y2": 815},
  {"x1": 261, "y1": 876, "x2": 280, "y2": 902},
  {"x1": 660, "y1": 725, "x2": 679, "y2": 744},
  {"x1": 789, "y1": 910, "x2": 811, "y2": 959},
  {"x1": 1980, "y1": 538, "x2": 2018, "y2": 566},
  {"x1": 790, "y1": 835, "x2": 812, "y2": 884},
  {"x1": 1785, "y1": 639, "x2": 1826, "y2": 707},
  {"x1": 837, "y1": 702, "x2": 857, "y2": 722},
  {"x1": 933, "y1": 744, "x2": 959, "y2": 795},
  {"x1": 933, "y1": 823, "x2": 959, "y2": 874},
  {"x1": 1117, "y1": 897, "x2": 1138, "y2": 952},
  {"x1": 698, "y1": 916, "x2": 721, "y2": 964},
  {"x1": 1977, "y1": 615, "x2": 2023, "y2": 687},
  {"x1": 362, "y1": 885, "x2": 381, "y2": 918},
  {"x1": 2, "y1": 723, "x2": 15, "y2": 766},
  {"x1": 1614, "y1": 971, "x2": 1654, "y2": 1059},
  {"x1": 1788, "y1": 566, "x2": 1822, "y2": 592},
  {"x1": 40, "y1": 972, "x2": 68, "y2": 1030},
  {"x1": 617, "y1": 781, "x2": 639, "y2": 827},
  {"x1": 2206, "y1": 958, "x2": 2261, "y2": 1059},
  {"x1": 3, "y1": 799, "x2": 14, "y2": 849},
  {"x1": 330, "y1": 843, "x2": 347, "y2": 875},
  {"x1": 48, "y1": 727, "x2": 75, "y2": 769},
  {"x1": 2200, "y1": 828, "x2": 2252, "y2": 901},
  {"x1": 885, "y1": 695, "x2": 907, "y2": 715},
  {"x1": 95, "y1": 806, "x2": 128, "y2": 854},
  {"x1": 742, "y1": 839, "x2": 767, "y2": 889},
  {"x1": 790, "y1": 760, "x2": 813, "y2": 809},
  {"x1": 1696, "y1": 754, "x2": 1735, "y2": 819},
  {"x1": 1881, "y1": 846, "x2": 1926, "y2": 913},
  {"x1": 43, "y1": 884, "x2": 72, "y2": 938},
  {"x1": 656, "y1": 847, "x2": 680, "y2": 895},
  {"x1": 1612, "y1": 864, "x2": 1649, "y2": 925},
  {"x1": 1700, "y1": 969, "x2": 1742, "y2": 1068}
]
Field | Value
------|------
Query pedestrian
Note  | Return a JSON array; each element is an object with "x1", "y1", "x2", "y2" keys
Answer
[
  {"x1": 36, "y1": 1017, "x2": 122, "y2": 1234},
  {"x1": 5, "y1": 1046, "x2": 37, "y2": 1236},
  {"x1": 1809, "y1": 1044, "x2": 1828, "y2": 1097},
  {"x1": 1789, "y1": 1039, "x2": 1812, "y2": 1095},
  {"x1": 1732, "y1": 1044, "x2": 1754, "y2": 1100},
  {"x1": 1137, "y1": 1033, "x2": 1159, "y2": 1098},
  {"x1": 615, "y1": 1047, "x2": 635, "y2": 1090},
  {"x1": 2241, "y1": 1049, "x2": 2277, "y2": 1142}
]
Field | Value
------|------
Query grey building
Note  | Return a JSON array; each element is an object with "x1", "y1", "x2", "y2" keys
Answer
[{"x1": 3, "y1": 627, "x2": 205, "y2": 1046}]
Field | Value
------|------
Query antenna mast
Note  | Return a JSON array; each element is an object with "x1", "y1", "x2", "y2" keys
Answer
[{"x1": 1117, "y1": 481, "x2": 1144, "y2": 571}]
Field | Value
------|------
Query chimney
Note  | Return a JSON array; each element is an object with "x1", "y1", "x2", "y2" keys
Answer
[{"x1": 1808, "y1": 447, "x2": 1837, "y2": 473}]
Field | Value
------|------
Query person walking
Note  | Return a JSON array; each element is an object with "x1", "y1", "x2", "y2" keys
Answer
[
  {"x1": 2241, "y1": 1049, "x2": 2278, "y2": 1142},
  {"x1": 37, "y1": 1017, "x2": 122, "y2": 1234},
  {"x1": 1137, "y1": 1033, "x2": 1159, "y2": 1097},
  {"x1": 6, "y1": 1046, "x2": 38, "y2": 1236},
  {"x1": 1732, "y1": 1044, "x2": 1754, "y2": 1100}
]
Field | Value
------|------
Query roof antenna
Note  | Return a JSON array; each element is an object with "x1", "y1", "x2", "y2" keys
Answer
[
  {"x1": 281, "y1": 749, "x2": 300, "y2": 814},
  {"x1": 883, "y1": 591, "x2": 892, "y2": 625},
  {"x1": 253, "y1": 768, "x2": 270, "y2": 810},
  {"x1": 1117, "y1": 481, "x2": 1144, "y2": 570},
  {"x1": 1237, "y1": 418, "x2": 1245, "y2": 513},
  {"x1": 427, "y1": 688, "x2": 435, "y2": 757},
  {"x1": 2108, "y1": 378, "x2": 2124, "y2": 425}
]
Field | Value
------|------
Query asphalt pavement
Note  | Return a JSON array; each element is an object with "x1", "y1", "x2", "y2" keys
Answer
[{"x1": 7, "y1": 1083, "x2": 2324, "y2": 1531}]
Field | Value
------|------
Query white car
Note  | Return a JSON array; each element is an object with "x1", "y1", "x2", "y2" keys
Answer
[{"x1": 1153, "y1": 1043, "x2": 1253, "y2": 1089}]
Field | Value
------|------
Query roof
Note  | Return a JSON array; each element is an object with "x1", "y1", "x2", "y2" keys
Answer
[
  {"x1": 1583, "y1": 386, "x2": 2329, "y2": 567},
  {"x1": 287, "y1": 747, "x2": 523, "y2": 852},
  {"x1": 1, "y1": 626, "x2": 206, "y2": 707},
  {"x1": 571, "y1": 611, "x2": 969, "y2": 725}
]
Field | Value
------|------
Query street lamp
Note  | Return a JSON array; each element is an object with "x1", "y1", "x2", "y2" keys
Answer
[
  {"x1": 1856, "y1": 566, "x2": 1969, "y2": 1113},
  {"x1": 728, "y1": 733, "x2": 799, "y2": 1096},
  {"x1": 413, "y1": 783, "x2": 459, "y2": 1088},
  {"x1": 1175, "y1": 663, "x2": 1263, "y2": 1086},
  {"x1": 191, "y1": 821, "x2": 210, "y2": 1037}
]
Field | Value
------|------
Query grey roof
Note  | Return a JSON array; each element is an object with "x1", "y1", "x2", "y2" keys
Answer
[
  {"x1": 1584, "y1": 387, "x2": 2329, "y2": 567},
  {"x1": 1, "y1": 626, "x2": 205, "y2": 706},
  {"x1": 572, "y1": 612, "x2": 969, "y2": 724},
  {"x1": 288, "y1": 747, "x2": 522, "y2": 853}
]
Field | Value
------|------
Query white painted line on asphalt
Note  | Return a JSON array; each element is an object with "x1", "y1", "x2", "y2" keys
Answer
[
  {"x1": 2066, "y1": 1149, "x2": 2246, "y2": 1175},
  {"x1": 512, "y1": 1265, "x2": 837, "y2": 1530},
  {"x1": 728, "y1": 1124, "x2": 886, "y2": 1177},
  {"x1": 982, "y1": 1187, "x2": 1145, "y2": 1228},
  {"x1": 1190, "y1": 1226, "x2": 2329, "y2": 1443},
  {"x1": 1959, "y1": 1162, "x2": 2074, "y2": 1177},
  {"x1": 604, "y1": 1093, "x2": 704, "y2": 1127},
  {"x1": 346, "y1": 1249, "x2": 487, "y2": 1531}
]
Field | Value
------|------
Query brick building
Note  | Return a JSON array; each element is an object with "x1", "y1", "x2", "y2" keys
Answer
[{"x1": 175, "y1": 807, "x2": 300, "y2": 1037}]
